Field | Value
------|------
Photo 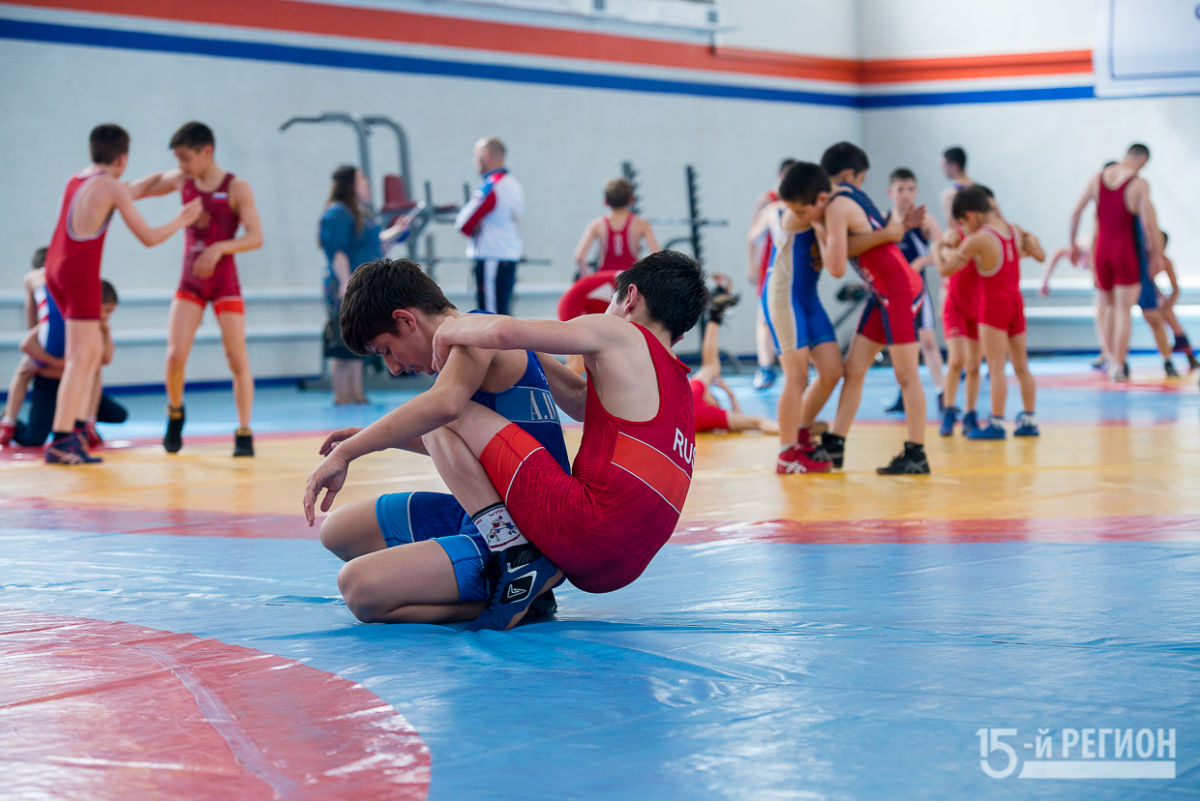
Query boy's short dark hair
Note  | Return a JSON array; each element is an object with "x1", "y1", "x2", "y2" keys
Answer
[
  {"x1": 101, "y1": 280, "x2": 118, "y2": 306},
  {"x1": 943, "y1": 146, "x2": 967, "y2": 170},
  {"x1": 90, "y1": 124, "x2": 130, "y2": 165},
  {"x1": 32, "y1": 247, "x2": 48, "y2": 270},
  {"x1": 778, "y1": 161, "x2": 831, "y2": 204},
  {"x1": 340, "y1": 258, "x2": 455, "y2": 355},
  {"x1": 778, "y1": 158, "x2": 798, "y2": 174},
  {"x1": 951, "y1": 185, "x2": 992, "y2": 220},
  {"x1": 169, "y1": 121, "x2": 216, "y2": 151},
  {"x1": 614, "y1": 250, "x2": 705, "y2": 342},
  {"x1": 1127, "y1": 142, "x2": 1150, "y2": 160},
  {"x1": 890, "y1": 167, "x2": 917, "y2": 184},
  {"x1": 604, "y1": 178, "x2": 634, "y2": 209},
  {"x1": 820, "y1": 142, "x2": 869, "y2": 177}
]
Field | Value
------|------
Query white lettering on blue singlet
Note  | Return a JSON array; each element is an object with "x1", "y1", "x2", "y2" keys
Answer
[{"x1": 495, "y1": 388, "x2": 559, "y2": 424}]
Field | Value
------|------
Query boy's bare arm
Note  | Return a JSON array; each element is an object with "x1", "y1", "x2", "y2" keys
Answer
[
  {"x1": 572, "y1": 219, "x2": 600, "y2": 276},
  {"x1": 433, "y1": 313, "x2": 629, "y2": 371},
  {"x1": 21, "y1": 272, "x2": 38, "y2": 330},
  {"x1": 536, "y1": 352, "x2": 587, "y2": 421},
  {"x1": 639, "y1": 218, "x2": 660, "y2": 255},
  {"x1": 1014, "y1": 225, "x2": 1046, "y2": 262},
  {"x1": 127, "y1": 169, "x2": 184, "y2": 199},
  {"x1": 99, "y1": 318, "x2": 115, "y2": 366},
  {"x1": 303, "y1": 345, "x2": 497, "y2": 523},
  {"x1": 937, "y1": 229, "x2": 970, "y2": 276},
  {"x1": 194, "y1": 177, "x2": 263, "y2": 278},
  {"x1": 746, "y1": 205, "x2": 773, "y2": 281},
  {"x1": 20, "y1": 328, "x2": 63, "y2": 371},
  {"x1": 821, "y1": 199, "x2": 853, "y2": 278},
  {"x1": 110, "y1": 178, "x2": 203, "y2": 246},
  {"x1": 1067, "y1": 177, "x2": 1097, "y2": 259},
  {"x1": 1162, "y1": 256, "x2": 1180, "y2": 305},
  {"x1": 845, "y1": 205, "x2": 921, "y2": 259}
]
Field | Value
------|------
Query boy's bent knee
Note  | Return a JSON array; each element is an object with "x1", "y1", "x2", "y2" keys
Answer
[{"x1": 337, "y1": 562, "x2": 386, "y2": 622}]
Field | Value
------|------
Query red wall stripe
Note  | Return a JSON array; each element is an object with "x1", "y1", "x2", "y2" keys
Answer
[{"x1": 13, "y1": 0, "x2": 1093, "y2": 85}]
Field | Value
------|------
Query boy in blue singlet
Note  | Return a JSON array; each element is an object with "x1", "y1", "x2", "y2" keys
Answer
[
  {"x1": 304, "y1": 258, "x2": 580, "y2": 626},
  {"x1": 750, "y1": 161, "x2": 841, "y2": 474},
  {"x1": 883, "y1": 167, "x2": 946, "y2": 415}
]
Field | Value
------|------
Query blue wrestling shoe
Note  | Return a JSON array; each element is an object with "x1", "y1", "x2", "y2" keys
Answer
[
  {"x1": 939, "y1": 406, "x2": 959, "y2": 437},
  {"x1": 960, "y1": 410, "x2": 978, "y2": 436},
  {"x1": 967, "y1": 418, "x2": 1006, "y2": 440},
  {"x1": 468, "y1": 544, "x2": 564, "y2": 631},
  {"x1": 884, "y1": 390, "x2": 904, "y2": 414},
  {"x1": 753, "y1": 367, "x2": 776, "y2": 390},
  {"x1": 45, "y1": 434, "x2": 102, "y2": 464},
  {"x1": 1013, "y1": 411, "x2": 1039, "y2": 437}
]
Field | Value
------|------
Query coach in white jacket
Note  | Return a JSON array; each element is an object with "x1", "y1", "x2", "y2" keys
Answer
[{"x1": 455, "y1": 136, "x2": 524, "y2": 314}]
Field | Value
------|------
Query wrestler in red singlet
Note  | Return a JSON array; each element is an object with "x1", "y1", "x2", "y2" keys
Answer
[
  {"x1": 690, "y1": 379, "x2": 730, "y2": 433},
  {"x1": 1093, "y1": 173, "x2": 1141, "y2": 292},
  {"x1": 596, "y1": 215, "x2": 638, "y2": 272},
  {"x1": 45, "y1": 170, "x2": 112, "y2": 320},
  {"x1": 835, "y1": 182, "x2": 924, "y2": 346},
  {"x1": 480, "y1": 323, "x2": 695, "y2": 593},
  {"x1": 975, "y1": 222, "x2": 1025, "y2": 337},
  {"x1": 177, "y1": 173, "x2": 244, "y2": 314},
  {"x1": 942, "y1": 224, "x2": 981, "y2": 340}
]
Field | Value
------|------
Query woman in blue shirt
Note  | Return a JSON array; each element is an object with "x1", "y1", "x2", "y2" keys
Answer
[{"x1": 319, "y1": 165, "x2": 410, "y2": 403}]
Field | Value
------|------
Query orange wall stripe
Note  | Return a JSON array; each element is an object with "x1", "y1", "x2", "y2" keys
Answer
[
  {"x1": 860, "y1": 49, "x2": 1093, "y2": 84},
  {"x1": 13, "y1": 0, "x2": 1093, "y2": 86}
]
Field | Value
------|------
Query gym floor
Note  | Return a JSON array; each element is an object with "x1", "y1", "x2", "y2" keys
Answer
[{"x1": 2, "y1": 355, "x2": 1198, "y2": 800}]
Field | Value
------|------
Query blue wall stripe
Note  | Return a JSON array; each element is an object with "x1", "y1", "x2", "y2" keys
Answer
[
  {"x1": 0, "y1": 17, "x2": 1096, "y2": 109},
  {"x1": 861, "y1": 85, "x2": 1095, "y2": 107}
]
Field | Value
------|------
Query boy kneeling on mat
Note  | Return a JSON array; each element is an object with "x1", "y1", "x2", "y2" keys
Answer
[
  {"x1": 305, "y1": 252, "x2": 707, "y2": 630},
  {"x1": 304, "y1": 257, "x2": 580, "y2": 628}
]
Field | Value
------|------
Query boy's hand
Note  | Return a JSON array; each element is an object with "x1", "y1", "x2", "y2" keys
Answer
[
  {"x1": 303, "y1": 450, "x2": 350, "y2": 526},
  {"x1": 180, "y1": 197, "x2": 204, "y2": 226},
  {"x1": 902, "y1": 204, "x2": 926, "y2": 232},
  {"x1": 319, "y1": 427, "x2": 361, "y2": 456},
  {"x1": 192, "y1": 244, "x2": 224, "y2": 278},
  {"x1": 882, "y1": 211, "x2": 907, "y2": 242}
]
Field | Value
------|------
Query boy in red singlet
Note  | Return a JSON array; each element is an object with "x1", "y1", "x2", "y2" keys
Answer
[
  {"x1": 816, "y1": 142, "x2": 929, "y2": 474},
  {"x1": 1068, "y1": 143, "x2": 1163, "y2": 382},
  {"x1": 43, "y1": 124, "x2": 201, "y2": 464},
  {"x1": 307, "y1": 252, "x2": 706, "y2": 630},
  {"x1": 571, "y1": 177, "x2": 659, "y2": 278},
  {"x1": 132, "y1": 122, "x2": 264, "y2": 455},
  {"x1": 942, "y1": 186, "x2": 1045, "y2": 439}
]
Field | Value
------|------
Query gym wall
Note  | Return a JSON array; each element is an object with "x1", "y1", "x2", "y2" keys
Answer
[{"x1": 0, "y1": 0, "x2": 1195, "y2": 387}]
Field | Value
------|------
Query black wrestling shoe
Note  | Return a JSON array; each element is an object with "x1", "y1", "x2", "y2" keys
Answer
[
  {"x1": 876, "y1": 443, "x2": 930, "y2": 475},
  {"x1": 163, "y1": 405, "x2": 185, "y2": 454},
  {"x1": 468, "y1": 544, "x2": 563, "y2": 631},
  {"x1": 820, "y1": 431, "x2": 845, "y2": 470},
  {"x1": 233, "y1": 429, "x2": 254, "y2": 457}
]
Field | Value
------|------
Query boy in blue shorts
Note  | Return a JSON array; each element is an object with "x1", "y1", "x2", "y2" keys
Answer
[
  {"x1": 751, "y1": 161, "x2": 841, "y2": 474},
  {"x1": 304, "y1": 258, "x2": 580, "y2": 625}
]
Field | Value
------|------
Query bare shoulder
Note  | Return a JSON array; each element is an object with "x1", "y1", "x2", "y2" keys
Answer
[{"x1": 229, "y1": 174, "x2": 256, "y2": 198}]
